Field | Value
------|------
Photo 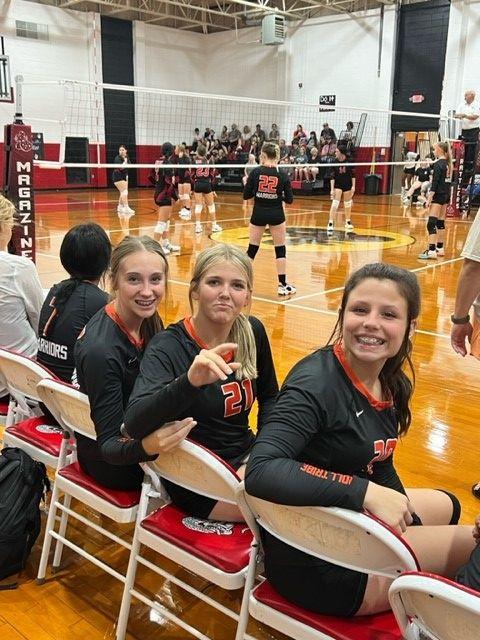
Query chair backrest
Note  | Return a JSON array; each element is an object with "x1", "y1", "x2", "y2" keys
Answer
[
  {"x1": 36, "y1": 378, "x2": 96, "y2": 440},
  {"x1": 0, "y1": 348, "x2": 54, "y2": 409},
  {"x1": 240, "y1": 488, "x2": 419, "y2": 579},
  {"x1": 150, "y1": 439, "x2": 241, "y2": 505},
  {"x1": 389, "y1": 571, "x2": 480, "y2": 640}
]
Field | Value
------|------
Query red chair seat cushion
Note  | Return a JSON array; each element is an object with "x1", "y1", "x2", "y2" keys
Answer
[
  {"x1": 141, "y1": 504, "x2": 253, "y2": 573},
  {"x1": 58, "y1": 462, "x2": 140, "y2": 508},
  {"x1": 253, "y1": 581, "x2": 402, "y2": 640},
  {"x1": 6, "y1": 416, "x2": 64, "y2": 456}
]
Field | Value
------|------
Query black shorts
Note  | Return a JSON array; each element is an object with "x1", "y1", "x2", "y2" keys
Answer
[
  {"x1": 403, "y1": 167, "x2": 415, "y2": 176},
  {"x1": 113, "y1": 170, "x2": 127, "y2": 183},
  {"x1": 155, "y1": 187, "x2": 177, "y2": 207},
  {"x1": 262, "y1": 531, "x2": 368, "y2": 617},
  {"x1": 250, "y1": 209, "x2": 285, "y2": 227},
  {"x1": 432, "y1": 192, "x2": 449, "y2": 205},
  {"x1": 163, "y1": 479, "x2": 216, "y2": 520},
  {"x1": 76, "y1": 436, "x2": 143, "y2": 492},
  {"x1": 178, "y1": 178, "x2": 191, "y2": 186},
  {"x1": 194, "y1": 181, "x2": 213, "y2": 194},
  {"x1": 333, "y1": 180, "x2": 353, "y2": 192}
]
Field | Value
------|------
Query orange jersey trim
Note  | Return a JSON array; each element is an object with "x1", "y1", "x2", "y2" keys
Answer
[
  {"x1": 333, "y1": 343, "x2": 393, "y2": 410},
  {"x1": 183, "y1": 316, "x2": 234, "y2": 363},
  {"x1": 105, "y1": 301, "x2": 144, "y2": 350}
]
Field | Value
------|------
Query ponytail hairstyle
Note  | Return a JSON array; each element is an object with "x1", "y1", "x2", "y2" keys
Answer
[
  {"x1": 261, "y1": 142, "x2": 280, "y2": 163},
  {"x1": 189, "y1": 244, "x2": 257, "y2": 380},
  {"x1": 42, "y1": 223, "x2": 112, "y2": 337},
  {"x1": 326, "y1": 263, "x2": 420, "y2": 436},
  {"x1": 196, "y1": 144, "x2": 207, "y2": 159},
  {"x1": 110, "y1": 236, "x2": 169, "y2": 346},
  {"x1": 436, "y1": 141, "x2": 453, "y2": 178}
]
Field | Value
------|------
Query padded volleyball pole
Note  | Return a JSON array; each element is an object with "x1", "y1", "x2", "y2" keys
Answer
[
  {"x1": 2, "y1": 75, "x2": 36, "y2": 262},
  {"x1": 446, "y1": 139, "x2": 464, "y2": 219}
]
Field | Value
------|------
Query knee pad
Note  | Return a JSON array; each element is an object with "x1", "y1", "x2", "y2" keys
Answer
[
  {"x1": 437, "y1": 490, "x2": 461, "y2": 525},
  {"x1": 208, "y1": 204, "x2": 215, "y2": 215},
  {"x1": 120, "y1": 189, "x2": 128, "y2": 197},
  {"x1": 436, "y1": 218, "x2": 445, "y2": 230},
  {"x1": 344, "y1": 199, "x2": 352, "y2": 210},
  {"x1": 275, "y1": 245, "x2": 286, "y2": 259},
  {"x1": 330, "y1": 199, "x2": 340, "y2": 213},
  {"x1": 247, "y1": 244, "x2": 260, "y2": 260},
  {"x1": 195, "y1": 204, "x2": 203, "y2": 215},
  {"x1": 155, "y1": 220, "x2": 167, "y2": 234},
  {"x1": 427, "y1": 216, "x2": 437, "y2": 235}
]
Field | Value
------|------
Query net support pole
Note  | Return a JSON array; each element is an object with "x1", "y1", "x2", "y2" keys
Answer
[
  {"x1": 3, "y1": 75, "x2": 36, "y2": 262},
  {"x1": 446, "y1": 140, "x2": 464, "y2": 219}
]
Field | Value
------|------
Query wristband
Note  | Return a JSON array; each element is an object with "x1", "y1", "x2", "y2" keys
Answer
[{"x1": 450, "y1": 314, "x2": 470, "y2": 325}]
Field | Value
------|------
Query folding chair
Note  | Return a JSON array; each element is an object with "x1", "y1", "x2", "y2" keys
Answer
[
  {"x1": 389, "y1": 571, "x2": 480, "y2": 640},
  {"x1": 116, "y1": 439, "x2": 258, "y2": 640},
  {"x1": 36, "y1": 378, "x2": 141, "y2": 589},
  {"x1": 237, "y1": 485, "x2": 420, "y2": 640},
  {"x1": 0, "y1": 348, "x2": 69, "y2": 469}
]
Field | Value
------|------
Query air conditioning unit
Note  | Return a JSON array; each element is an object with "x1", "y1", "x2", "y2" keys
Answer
[{"x1": 261, "y1": 14, "x2": 285, "y2": 45}]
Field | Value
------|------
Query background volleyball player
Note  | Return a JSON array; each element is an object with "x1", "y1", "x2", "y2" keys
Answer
[
  {"x1": 418, "y1": 141, "x2": 452, "y2": 260},
  {"x1": 328, "y1": 144, "x2": 355, "y2": 235},
  {"x1": 243, "y1": 142, "x2": 296, "y2": 296},
  {"x1": 192, "y1": 144, "x2": 222, "y2": 235},
  {"x1": 148, "y1": 142, "x2": 180, "y2": 255},
  {"x1": 402, "y1": 157, "x2": 432, "y2": 207},
  {"x1": 176, "y1": 144, "x2": 192, "y2": 220},
  {"x1": 112, "y1": 145, "x2": 135, "y2": 217}
]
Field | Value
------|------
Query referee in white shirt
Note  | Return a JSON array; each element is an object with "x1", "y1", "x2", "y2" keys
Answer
[{"x1": 455, "y1": 89, "x2": 480, "y2": 175}]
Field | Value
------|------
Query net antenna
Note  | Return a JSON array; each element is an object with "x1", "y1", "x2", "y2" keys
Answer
[{"x1": 0, "y1": 37, "x2": 13, "y2": 104}]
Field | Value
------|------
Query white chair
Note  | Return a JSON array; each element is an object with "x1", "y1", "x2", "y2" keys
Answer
[
  {"x1": 389, "y1": 571, "x2": 480, "y2": 640},
  {"x1": 35, "y1": 378, "x2": 141, "y2": 587},
  {"x1": 0, "y1": 348, "x2": 68, "y2": 469},
  {"x1": 237, "y1": 485, "x2": 420, "y2": 640},
  {"x1": 116, "y1": 439, "x2": 258, "y2": 640}
]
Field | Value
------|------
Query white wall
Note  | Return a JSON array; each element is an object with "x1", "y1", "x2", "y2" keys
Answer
[
  {"x1": 441, "y1": 0, "x2": 480, "y2": 136},
  {"x1": 0, "y1": 0, "x2": 100, "y2": 146}
]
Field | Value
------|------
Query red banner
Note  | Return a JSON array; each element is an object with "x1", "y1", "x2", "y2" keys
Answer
[
  {"x1": 2, "y1": 123, "x2": 36, "y2": 261},
  {"x1": 446, "y1": 140, "x2": 464, "y2": 218}
]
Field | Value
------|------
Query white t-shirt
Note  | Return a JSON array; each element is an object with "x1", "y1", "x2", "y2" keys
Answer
[
  {"x1": 456, "y1": 100, "x2": 480, "y2": 131},
  {"x1": 0, "y1": 251, "x2": 44, "y2": 395}
]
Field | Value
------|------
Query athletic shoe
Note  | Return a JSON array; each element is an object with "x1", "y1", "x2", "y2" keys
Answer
[
  {"x1": 436, "y1": 247, "x2": 445, "y2": 256},
  {"x1": 195, "y1": 222, "x2": 203, "y2": 234},
  {"x1": 161, "y1": 244, "x2": 170, "y2": 255},
  {"x1": 326, "y1": 221, "x2": 334, "y2": 235},
  {"x1": 402, "y1": 196, "x2": 411, "y2": 205},
  {"x1": 418, "y1": 249, "x2": 437, "y2": 260},
  {"x1": 211, "y1": 222, "x2": 223, "y2": 233},
  {"x1": 345, "y1": 220, "x2": 354, "y2": 231},
  {"x1": 278, "y1": 283, "x2": 297, "y2": 296},
  {"x1": 163, "y1": 241, "x2": 180, "y2": 253}
]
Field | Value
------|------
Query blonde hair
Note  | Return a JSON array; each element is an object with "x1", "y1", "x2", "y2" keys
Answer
[
  {"x1": 436, "y1": 141, "x2": 453, "y2": 177},
  {"x1": 110, "y1": 235, "x2": 169, "y2": 345},
  {"x1": 261, "y1": 142, "x2": 280, "y2": 162},
  {"x1": 0, "y1": 195, "x2": 16, "y2": 231},
  {"x1": 189, "y1": 244, "x2": 257, "y2": 380}
]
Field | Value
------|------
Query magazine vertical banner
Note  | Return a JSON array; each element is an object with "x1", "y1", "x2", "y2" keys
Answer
[{"x1": 3, "y1": 123, "x2": 35, "y2": 261}]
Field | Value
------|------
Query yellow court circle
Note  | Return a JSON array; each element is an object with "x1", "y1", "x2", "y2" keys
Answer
[{"x1": 212, "y1": 225, "x2": 415, "y2": 253}]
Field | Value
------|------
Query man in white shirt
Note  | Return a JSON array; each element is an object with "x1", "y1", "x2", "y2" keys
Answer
[{"x1": 455, "y1": 90, "x2": 480, "y2": 177}]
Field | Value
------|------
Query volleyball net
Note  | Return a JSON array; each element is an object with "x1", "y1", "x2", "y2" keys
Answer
[{"x1": 3, "y1": 76, "x2": 456, "y2": 174}]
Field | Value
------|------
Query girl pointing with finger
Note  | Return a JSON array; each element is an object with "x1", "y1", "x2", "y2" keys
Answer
[{"x1": 125, "y1": 244, "x2": 278, "y2": 521}]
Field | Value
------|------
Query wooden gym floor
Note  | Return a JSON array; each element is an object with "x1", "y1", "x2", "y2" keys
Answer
[{"x1": 1, "y1": 187, "x2": 479, "y2": 639}]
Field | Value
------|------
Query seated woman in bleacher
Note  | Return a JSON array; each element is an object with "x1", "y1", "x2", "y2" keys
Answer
[
  {"x1": 0, "y1": 194, "x2": 44, "y2": 400},
  {"x1": 124, "y1": 244, "x2": 278, "y2": 521},
  {"x1": 37, "y1": 223, "x2": 111, "y2": 382},
  {"x1": 245, "y1": 263, "x2": 476, "y2": 616},
  {"x1": 74, "y1": 236, "x2": 194, "y2": 491}
]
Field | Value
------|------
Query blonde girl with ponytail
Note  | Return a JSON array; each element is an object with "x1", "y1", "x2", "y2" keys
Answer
[{"x1": 124, "y1": 243, "x2": 279, "y2": 522}]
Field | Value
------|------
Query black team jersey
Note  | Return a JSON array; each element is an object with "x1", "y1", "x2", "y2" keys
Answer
[
  {"x1": 431, "y1": 158, "x2": 449, "y2": 196},
  {"x1": 245, "y1": 344, "x2": 415, "y2": 570},
  {"x1": 331, "y1": 164, "x2": 354, "y2": 191},
  {"x1": 415, "y1": 165, "x2": 432, "y2": 183},
  {"x1": 176, "y1": 154, "x2": 191, "y2": 182},
  {"x1": 74, "y1": 302, "x2": 155, "y2": 477},
  {"x1": 124, "y1": 315, "x2": 279, "y2": 466},
  {"x1": 191, "y1": 161, "x2": 217, "y2": 188},
  {"x1": 243, "y1": 166, "x2": 293, "y2": 215},
  {"x1": 37, "y1": 281, "x2": 108, "y2": 382}
]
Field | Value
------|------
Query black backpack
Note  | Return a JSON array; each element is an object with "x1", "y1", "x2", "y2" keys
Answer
[{"x1": 0, "y1": 447, "x2": 50, "y2": 588}]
